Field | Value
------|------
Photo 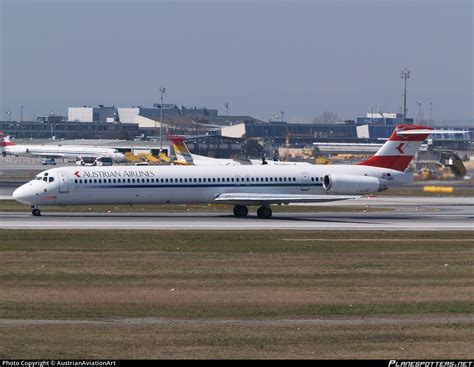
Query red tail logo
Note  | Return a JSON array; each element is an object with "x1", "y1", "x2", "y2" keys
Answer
[
  {"x1": 0, "y1": 131, "x2": 15, "y2": 147},
  {"x1": 395, "y1": 143, "x2": 405, "y2": 154},
  {"x1": 356, "y1": 124, "x2": 432, "y2": 172}
]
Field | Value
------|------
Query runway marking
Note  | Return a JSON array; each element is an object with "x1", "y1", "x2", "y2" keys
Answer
[
  {"x1": 0, "y1": 315, "x2": 472, "y2": 327},
  {"x1": 282, "y1": 238, "x2": 474, "y2": 242}
]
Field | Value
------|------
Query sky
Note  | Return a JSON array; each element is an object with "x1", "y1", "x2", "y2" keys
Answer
[{"x1": 0, "y1": 0, "x2": 472, "y2": 123}]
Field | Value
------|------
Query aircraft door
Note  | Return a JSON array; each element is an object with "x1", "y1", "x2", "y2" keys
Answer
[
  {"x1": 301, "y1": 172, "x2": 309, "y2": 191},
  {"x1": 58, "y1": 171, "x2": 69, "y2": 193}
]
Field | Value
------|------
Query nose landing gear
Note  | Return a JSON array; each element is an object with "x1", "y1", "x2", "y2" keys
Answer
[{"x1": 31, "y1": 206, "x2": 41, "y2": 216}]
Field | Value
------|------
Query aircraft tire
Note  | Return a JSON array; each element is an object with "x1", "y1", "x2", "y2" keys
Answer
[
  {"x1": 32, "y1": 208, "x2": 41, "y2": 216},
  {"x1": 233, "y1": 205, "x2": 248, "y2": 218},
  {"x1": 257, "y1": 206, "x2": 272, "y2": 219}
]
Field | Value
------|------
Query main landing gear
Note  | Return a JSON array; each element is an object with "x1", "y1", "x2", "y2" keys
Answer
[
  {"x1": 257, "y1": 206, "x2": 272, "y2": 219},
  {"x1": 31, "y1": 206, "x2": 41, "y2": 216},
  {"x1": 232, "y1": 205, "x2": 273, "y2": 219},
  {"x1": 233, "y1": 205, "x2": 248, "y2": 218}
]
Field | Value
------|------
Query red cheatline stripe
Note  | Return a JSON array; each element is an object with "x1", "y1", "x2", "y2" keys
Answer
[{"x1": 356, "y1": 155, "x2": 414, "y2": 171}]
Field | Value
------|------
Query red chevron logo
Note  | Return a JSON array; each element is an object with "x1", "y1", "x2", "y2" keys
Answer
[
  {"x1": 395, "y1": 143, "x2": 405, "y2": 154},
  {"x1": 74, "y1": 171, "x2": 81, "y2": 178}
]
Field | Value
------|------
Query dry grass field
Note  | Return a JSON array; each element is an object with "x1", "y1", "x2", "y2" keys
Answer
[{"x1": 0, "y1": 229, "x2": 472, "y2": 359}]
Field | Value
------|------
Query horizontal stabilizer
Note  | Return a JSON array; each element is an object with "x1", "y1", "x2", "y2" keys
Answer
[
  {"x1": 397, "y1": 129, "x2": 468, "y2": 136},
  {"x1": 214, "y1": 193, "x2": 360, "y2": 205}
]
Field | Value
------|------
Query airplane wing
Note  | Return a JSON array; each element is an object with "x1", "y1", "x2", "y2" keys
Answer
[
  {"x1": 31, "y1": 152, "x2": 100, "y2": 159},
  {"x1": 214, "y1": 193, "x2": 360, "y2": 205},
  {"x1": 30, "y1": 152, "x2": 70, "y2": 158}
]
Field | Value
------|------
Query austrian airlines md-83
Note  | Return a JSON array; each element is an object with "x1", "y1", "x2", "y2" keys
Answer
[{"x1": 13, "y1": 125, "x2": 443, "y2": 218}]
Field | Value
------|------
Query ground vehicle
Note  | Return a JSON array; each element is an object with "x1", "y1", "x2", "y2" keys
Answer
[
  {"x1": 96, "y1": 157, "x2": 113, "y2": 166},
  {"x1": 76, "y1": 156, "x2": 114, "y2": 166},
  {"x1": 76, "y1": 156, "x2": 97, "y2": 166},
  {"x1": 41, "y1": 158, "x2": 56, "y2": 165}
]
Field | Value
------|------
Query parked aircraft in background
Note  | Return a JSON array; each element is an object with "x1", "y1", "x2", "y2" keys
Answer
[
  {"x1": 170, "y1": 136, "x2": 310, "y2": 166},
  {"x1": 14, "y1": 124, "x2": 456, "y2": 218},
  {"x1": 0, "y1": 132, "x2": 126, "y2": 164},
  {"x1": 170, "y1": 136, "x2": 241, "y2": 166}
]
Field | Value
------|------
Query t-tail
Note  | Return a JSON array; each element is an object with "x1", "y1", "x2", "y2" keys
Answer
[
  {"x1": 356, "y1": 124, "x2": 433, "y2": 172},
  {"x1": 169, "y1": 136, "x2": 194, "y2": 165},
  {"x1": 0, "y1": 131, "x2": 15, "y2": 155}
]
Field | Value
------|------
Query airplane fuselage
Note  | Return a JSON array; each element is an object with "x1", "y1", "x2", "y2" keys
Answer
[
  {"x1": 13, "y1": 164, "x2": 410, "y2": 207},
  {"x1": 3, "y1": 144, "x2": 125, "y2": 162}
]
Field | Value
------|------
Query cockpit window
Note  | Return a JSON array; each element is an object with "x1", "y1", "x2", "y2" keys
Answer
[
  {"x1": 36, "y1": 177, "x2": 42, "y2": 180},
  {"x1": 43, "y1": 177, "x2": 48, "y2": 182},
  {"x1": 48, "y1": 177, "x2": 54, "y2": 183}
]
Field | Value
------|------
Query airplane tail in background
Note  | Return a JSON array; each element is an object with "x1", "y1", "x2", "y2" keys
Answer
[
  {"x1": 169, "y1": 136, "x2": 194, "y2": 165},
  {"x1": 356, "y1": 124, "x2": 433, "y2": 172},
  {"x1": 0, "y1": 131, "x2": 15, "y2": 147}
]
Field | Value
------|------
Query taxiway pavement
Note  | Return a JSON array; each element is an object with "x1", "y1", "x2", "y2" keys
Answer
[{"x1": 0, "y1": 203, "x2": 472, "y2": 231}]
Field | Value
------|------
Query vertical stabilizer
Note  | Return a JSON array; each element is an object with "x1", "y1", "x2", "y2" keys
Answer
[
  {"x1": 170, "y1": 136, "x2": 194, "y2": 165},
  {"x1": 356, "y1": 124, "x2": 432, "y2": 171}
]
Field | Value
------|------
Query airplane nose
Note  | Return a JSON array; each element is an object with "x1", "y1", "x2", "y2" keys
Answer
[{"x1": 13, "y1": 185, "x2": 33, "y2": 205}]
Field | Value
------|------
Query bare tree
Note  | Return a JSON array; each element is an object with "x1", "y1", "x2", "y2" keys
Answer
[{"x1": 312, "y1": 111, "x2": 340, "y2": 124}]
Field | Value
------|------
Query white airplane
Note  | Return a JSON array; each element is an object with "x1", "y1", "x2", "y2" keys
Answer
[
  {"x1": 171, "y1": 136, "x2": 310, "y2": 166},
  {"x1": 12, "y1": 124, "x2": 450, "y2": 218},
  {"x1": 0, "y1": 132, "x2": 126, "y2": 163}
]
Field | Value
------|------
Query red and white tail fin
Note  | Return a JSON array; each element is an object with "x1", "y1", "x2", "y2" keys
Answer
[
  {"x1": 0, "y1": 131, "x2": 15, "y2": 147},
  {"x1": 356, "y1": 124, "x2": 432, "y2": 172}
]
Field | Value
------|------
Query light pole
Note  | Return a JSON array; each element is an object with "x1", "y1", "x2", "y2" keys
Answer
[
  {"x1": 400, "y1": 68, "x2": 410, "y2": 123},
  {"x1": 5, "y1": 111, "x2": 12, "y2": 122},
  {"x1": 224, "y1": 102, "x2": 229, "y2": 116},
  {"x1": 20, "y1": 106, "x2": 24, "y2": 122},
  {"x1": 430, "y1": 102, "x2": 433, "y2": 124},
  {"x1": 417, "y1": 100, "x2": 422, "y2": 123},
  {"x1": 159, "y1": 87, "x2": 166, "y2": 152}
]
